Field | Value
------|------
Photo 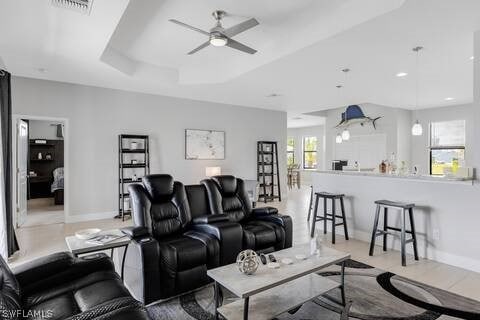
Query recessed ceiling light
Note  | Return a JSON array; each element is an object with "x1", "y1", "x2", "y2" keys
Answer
[
  {"x1": 444, "y1": 97, "x2": 454, "y2": 101},
  {"x1": 396, "y1": 72, "x2": 408, "y2": 77},
  {"x1": 267, "y1": 93, "x2": 282, "y2": 98},
  {"x1": 470, "y1": 56, "x2": 474, "y2": 60}
]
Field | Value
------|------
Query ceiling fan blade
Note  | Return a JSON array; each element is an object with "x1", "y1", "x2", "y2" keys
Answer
[
  {"x1": 226, "y1": 38, "x2": 257, "y2": 54},
  {"x1": 224, "y1": 18, "x2": 259, "y2": 37},
  {"x1": 187, "y1": 41, "x2": 210, "y2": 55},
  {"x1": 169, "y1": 19, "x2": 210, "y2": 36}
]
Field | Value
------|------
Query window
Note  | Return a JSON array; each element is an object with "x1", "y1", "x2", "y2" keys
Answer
[
  {"x1": 430, "y1": 120, "x2": 465, "y2": 175},
  {"x1": 287, "y1": 137, "x2": 295, "y2": 166},
  {"x1": 303, "y1": 136, "x2": 317, "y2": 169}
]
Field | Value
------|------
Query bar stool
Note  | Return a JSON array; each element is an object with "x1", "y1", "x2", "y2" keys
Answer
[
  {"x1": 369, "y1": 200, "x2": 419, "y2": 266},
  {"x1": 310, "y1": 192, "x2": 349, "y2": 244}
]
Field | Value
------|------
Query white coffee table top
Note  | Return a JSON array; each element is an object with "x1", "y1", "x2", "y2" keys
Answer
[
  {"x1": 218, "y1": 273, "x2": 340, "y2": 320},
  {"x1": 207, "y1": 243, "x2": 350, "y2": 299},
  {"x1": 65, "y1": 229, "x2": 130, "y2": 255}
]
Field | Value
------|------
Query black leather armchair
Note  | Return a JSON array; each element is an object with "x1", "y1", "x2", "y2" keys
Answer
[
  {"x1": 202, "y1": 175, "x2": 293, "y2": 252},
  {"x1": 1, "y1": 252, "x2": 149, "y2": 320},
  {"x1": 123, "y1": 175, "x2": 217, "y2": 304}
]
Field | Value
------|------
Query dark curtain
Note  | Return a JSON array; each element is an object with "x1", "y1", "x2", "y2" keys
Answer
[{"x1": 0, "y1": 70, "x2": 19, "y2": 256}]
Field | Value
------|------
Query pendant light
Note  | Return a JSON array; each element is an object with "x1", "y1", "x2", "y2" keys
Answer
[
  {"x1": 411, "y1": 120, "x2": 423, "y2": 136},
  {"x1": 336, "y1": 134, "x2": 343, "y2": 144},
  {"x1": 340, "y1": 69, "x2": 351, "y2": 141},
  {"x1": 411, "y1": 46, "x2": 423, "y2": 136},
  {"x1": 335, "y1": 84, "x2": 344, "y2": 143}
]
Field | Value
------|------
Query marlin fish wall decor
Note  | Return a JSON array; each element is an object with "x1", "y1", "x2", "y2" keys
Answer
[{"x1": 335, "y1": 105, "x2": 381, "y2": 129}]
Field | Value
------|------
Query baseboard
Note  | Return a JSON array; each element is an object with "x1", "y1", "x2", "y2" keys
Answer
[
  {"x1": 65, "y1": 211, "x2": 117, "y2": 223},
  {"x1": 345, "y1": 228, "x2": 480, "y2": 273}
]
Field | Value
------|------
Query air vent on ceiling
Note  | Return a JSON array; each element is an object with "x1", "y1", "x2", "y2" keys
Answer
[{"x1": 51, "y1": 0, "x2": 93, "y2": 15}]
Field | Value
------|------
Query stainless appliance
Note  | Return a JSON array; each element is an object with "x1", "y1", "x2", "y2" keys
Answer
[{"x1": 332, "y1": 160, "x2": 348, "y2": 171}]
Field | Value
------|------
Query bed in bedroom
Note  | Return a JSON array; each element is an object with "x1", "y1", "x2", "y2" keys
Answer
[{"x1": 51, "y1": 167, "x2": 64, "y2": 205}]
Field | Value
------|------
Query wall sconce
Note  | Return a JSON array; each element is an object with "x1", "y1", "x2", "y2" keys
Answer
[{"x1": 205, "y1": 166, "x2": 221, "y2": 177}]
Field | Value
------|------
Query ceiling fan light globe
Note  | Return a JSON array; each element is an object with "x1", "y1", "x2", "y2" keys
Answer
[{"x1": 210, "y1": 35, "x2": 227, "y2": 47}]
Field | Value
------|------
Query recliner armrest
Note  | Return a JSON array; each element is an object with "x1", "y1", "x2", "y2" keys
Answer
[
  {"x1": 14, "y1": 252, "x2": 114, "y2": 293},
  {"x1": 252, "y1": 207, "x2": 278, "y2": 217},
  {"x1": 254, "y1": 213, "x2": 291, "y2": 227},
  {"x1": 64, "y1": 297, "x2": 150, "y2": 320},
  {"x1": 254, "y1": 213, "x2": 293, "y2": 248},
  {"x1": 190, "y1": 221, "x2": 243, "y2": 265},
  {"x1": 192, "y1": 214, "x2": 229, "y2": 224},
  {"x1": 121, "y1": 226, "x2": 149, "y2": 239},
  {"x1": 123, "y1": 236, "x2": 161, "y2": 304}
]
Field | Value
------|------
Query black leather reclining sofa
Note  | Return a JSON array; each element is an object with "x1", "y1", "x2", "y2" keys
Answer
[
  {"x1": 0, "y1": 252, "x2": 150, "y2": 320},
  {"x1": 122, "y1": 174, "x2": 292, "y2": 304}
]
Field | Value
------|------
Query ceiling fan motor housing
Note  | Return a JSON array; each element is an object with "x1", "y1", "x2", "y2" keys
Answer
[{"x1": 212, "y1": 10, "x2": 227, "y2": 21}]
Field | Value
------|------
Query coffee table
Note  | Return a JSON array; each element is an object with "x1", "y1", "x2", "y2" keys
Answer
[
  {"x1": 207, "y1": 243, "x2": 350, "y2": 320},
  {"x1": 65, "y1": 229, "x2": 130, "y2": 279}
]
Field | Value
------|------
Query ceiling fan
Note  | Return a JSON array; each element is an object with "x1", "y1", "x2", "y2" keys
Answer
[{"x1": 169, "y1": 10, "x2": 259, "y2": 55}]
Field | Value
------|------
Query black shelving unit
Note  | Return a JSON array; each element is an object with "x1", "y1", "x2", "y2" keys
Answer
[
  {"x1": 117, "y1": 134, "x2": 150, "y2": 221},
  {"x1": 257, "y1": 141, "x2": 281, "y2": 203}
]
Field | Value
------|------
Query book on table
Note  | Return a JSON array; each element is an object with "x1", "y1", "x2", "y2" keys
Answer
[{"x1": 86, "y1": 233, "x2": 125, "y2": 245}]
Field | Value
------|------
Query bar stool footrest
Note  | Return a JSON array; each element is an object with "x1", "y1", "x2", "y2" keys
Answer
[
  {"x1": 315, "y1": 214, "x2": 345, "y2": 220},
  {"x1": 386, "y1": 226, "x2": 413, "y2": 234},
  {"x1": 375, "y1": 230, "x2": 393, "y2": 236}
]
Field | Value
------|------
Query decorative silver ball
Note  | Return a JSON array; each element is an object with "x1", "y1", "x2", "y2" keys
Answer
[{"x1": 236, "y1": 250, "x2": 259, "y2": 275}]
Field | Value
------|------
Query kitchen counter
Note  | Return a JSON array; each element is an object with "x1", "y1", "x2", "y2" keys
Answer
[
  {"x1": 312, "y1": 170, "x2": 480, "y2": 272},
  {"x1": 316, "y1": 170, "x2": 474, "y2": 185}
]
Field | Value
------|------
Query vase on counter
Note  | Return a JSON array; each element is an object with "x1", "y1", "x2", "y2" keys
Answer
[
  {"x1": 388, "y1": 152, "x2": 397, "y2": 174},
  {"x1": 413, "y1": 165, "x2": 419, "y2": 175},
  {"x1": 379, "y1": 160, "x2": 387, "y2": 174},
  {"x1": 399, "y1": 161, "x2": 407, "y2": 175}
]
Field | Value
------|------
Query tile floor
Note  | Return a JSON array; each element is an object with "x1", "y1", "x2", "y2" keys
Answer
[
  {"x1": 23, "y1": 198, "x2": 64, "y2": 227},
  {"x1": 10, "y1": 186, "x2": 480, "y2": 302}
]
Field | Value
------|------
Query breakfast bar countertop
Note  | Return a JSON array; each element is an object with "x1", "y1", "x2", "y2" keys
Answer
[{"x1": 315, "y1": 170, "x2": 475, "y2": 185}]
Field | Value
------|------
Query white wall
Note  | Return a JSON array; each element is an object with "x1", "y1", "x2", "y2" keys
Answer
[
  {"x1": 411, "y1": 103, "x2": 474, "y2": 175},
  {"x1": 287, "y1": 125, "x2": 325, "y2": 186},
  {"x1": 29, "y1": 119, "x2": 63, "y2": 140},
  {"x1": 12, "y1": 77, "x2": 287, "y2": 220},
  {"x1": 474, "y1": 31, "x2": 480, "y2": 169}
]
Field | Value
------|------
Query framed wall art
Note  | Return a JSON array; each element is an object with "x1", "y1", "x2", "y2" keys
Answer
[{"x1": 185, "y1": 129, "x2": 225, "y2": 160}]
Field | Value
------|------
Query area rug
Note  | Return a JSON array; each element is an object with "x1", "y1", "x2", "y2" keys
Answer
[{"x1": 147, "y1": 259, "x2": 480, "y2": 320}]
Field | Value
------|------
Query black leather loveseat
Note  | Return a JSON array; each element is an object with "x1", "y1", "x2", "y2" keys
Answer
[
  {"x1": 202, "y1": 175, "x2": 293, "y2": 252},
  {"x1": 123, "y1": 174, "x2": 292, "y2": 304},
  {"x1": 1, "y1": 252, "x2": 149, "y2": 320}
]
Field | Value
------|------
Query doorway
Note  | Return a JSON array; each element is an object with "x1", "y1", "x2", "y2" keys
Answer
[{"x1": 14, "y1": 117, "x2": 66, "y2": 228}]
